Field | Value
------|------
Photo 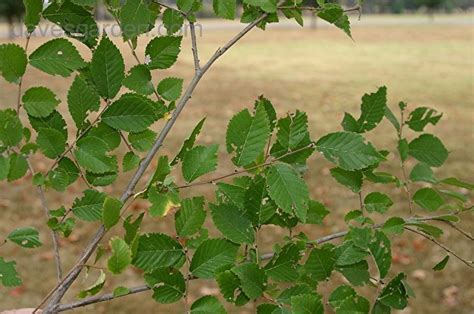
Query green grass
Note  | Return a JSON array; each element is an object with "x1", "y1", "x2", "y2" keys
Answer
[{"x1": 0, "y1": 18, "x2": 473, "y2": 313}]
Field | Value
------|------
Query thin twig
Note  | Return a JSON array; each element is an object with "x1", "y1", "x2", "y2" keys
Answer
[
  {"x1": 120, "y1": 132, "x2": 134, "y2": 153},
  {"x1": 46, "y1": 102, "x2": 110, "y2": 175},
  {"x1": 69, "y1": 152, "x2": 93, "y2": 189},
  {"x1": 16, "y1": 33, "x2": 31, "y2": 114},
  {"x1": 444, "y1": 222, "x2": 473, "y2": 240},
  {"x1": 189, "y1": 22, "x2": 201, "y2": 72},
  {"x1": 398, "y1": 109, "x2": 414, "y2": 215},
  {"x1": 26, "y1": 159, "x2": 63, "y2": 283},
  {"x1": 277, "y1": 5, "x2": 361, "y2": 13},
  {"x1": 40, "y1": 9, "x2": 280, "y2": 312},
  {"x1": 405, "y1": 227, "x2": 473, "y2": 268},
  {"x1": 177, "y1": 143, "x2": 315, "y2": 189},
  {"x1": 53, "y1": 212, "x2": 470, "y2": 311}
]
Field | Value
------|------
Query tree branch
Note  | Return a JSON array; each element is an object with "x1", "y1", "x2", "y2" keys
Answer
[
  {"x1": 405, "y1": 226, "x2": 473, "y2": 268},
  {"x1": 177, "y1": 143, "x2": 315, "y2": 189},
  {"x1": 53, "y1": 212, "x2": 470, "y2": 311},
  {"x1": 40, "y1": 7, "x2": 279, "y2": 313}
]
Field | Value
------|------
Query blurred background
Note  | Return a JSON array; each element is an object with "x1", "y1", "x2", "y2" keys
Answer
[{"x1": 0, "y1": 1, "x2": 473, "y2": 313}]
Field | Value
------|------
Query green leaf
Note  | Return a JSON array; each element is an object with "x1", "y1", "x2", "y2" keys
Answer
[
  {"x1": 413, "y1": 187, "x2": 443, "y2": 211},
  {"x1": 0, "y1": 44, "x2": 27, "y2": 84},
  {"x1": 406, "y1": 107, "x2": 442, "y2": 132},
  {"x1": 265, "y1": 241, "x2": 305, "y2": 282},
  {"x1": 72, "y1": 189, "x2": 106, "y2": 221},
  {"x1": 0, "y1": 156, "x2": 10, "y2": 181},
  {"x1": 316, "y1": 131, "x2": 383, "y2": 171},
  {"x1": 182, "y1": 145, "x2": 218, "y2": 183},
  {"x1": 74, "y1": 137, "x2": 118, "y2": 174},
  {"x1": 336, "y1": 261, "x2": 370, "y2": 286},
  {"x1": 120, "y1": 0, "x2": 155, "y2": 40},
  {"x1": 122, "y1": 152, "x2": 140, "y2": 172},
  {"x1": 190, "y1": 238, "x2": 239, "y2": 279},
  {"x1": 128, "y1": 129, "x2": 156, "y2": 152},
  {"x1": 368, "y1": 230, "x2": 391, "y2": 279},
  {"x1": 384, "y1": 106, "x2": 400, "y2": 132},
  {"x1": 7, "y1": 153, "x2": 28, "y2": 182},
  {"x1": 172, "y1": 118, "x2": 206, "y2": 165},
  {"x1": 0, "y1": 109, "x2": 23, "y2": 147},
  {"x1": 213, "y1": 0, "x2": 236, "y2": 19},
  {"x1": 348, "y1": 227, "x2": 372, "y2": 250},
  {"x1": 407, "y1": 222, "x2": 444, "y2": 238},
  {"x1": 409, "y1": 163, "x2": 437, "y2": 184},
  {"x1": 123, "y1": 65, "x2": 155, "y2": 96},
  {"x1": 291, "y1": 293, "x2": 324, "y2": 314},
  {"x1": 0, "y1": 257, "x2": 22, "y2": 287},
  {"x1": 157, "y1": 77, "x2": 184, "y2": 101},
  {"x1": 43, "y1": 0, "x2": 98, "y2": 48},
  {"x1": 243, "y1": 0, "x2": 277, "y2": 13},
  {"x1": 190, "y1": 295, "x2": 226, "y2": 314},
  {"x1": 132, "y1": 233, "x2": 184, "y2": 271},
  {"x1": 29, "y1": 110, "x2": 67, "y2": 139},
  {"x1": 336, "y1": 242, "x2": 369, "y2": 266},
  {"x1": 364, "y1": 192, "x2": 393, "y2": 214},
  {"x1": 408, "y1": 134, "x2": 448, "y2": 167},
  {"x1": 102, "y1": 197, "x2": 122, "y2": 230},
  {"x1": 7, "y1": 227, "x2": 42, "y2": 248},
  {"x1": 277, "y1": 284, "x2": 314, "y2": 305},
  {"x1": 113, "y1": 286, "x2": 130, "y2": 297},
  {"x1": 378, "y1": 273, "x2": 409, "y2": 310},
  {"x1": 266, "y1": 163, "x2": 309, "y2": 222},
  {"x1": 232, "y1": 263, "x2": 267, "y2": 299},
  {"x1": 433, "y1": 255, "x2": 449, "y2": 271},
  {"x1": 148, "y1": 155, "x2": 171, "y2": 186},
  {"x1": 78, "y1": 270, "x2": 106, "y2": 298},
  {"x1": 145, "y1": 36, "x2": 182, "y2": 70},
  {"x1": 36, "y1": 128, "x2": 66, "y2": 159},
  {"x1": 102, "y1": 94, "x2": 157, "y2": 133},
  {"x1": 90, "y1": 36, "x2": 125, "y2": 99},
  {"x1": 440, "y1": 177, "x2": 474, "y2": 190},
  {"x1": 342, "y1": 86, "x2": 387, "y2": 133},
  {"x1": 304, "y1": 244, "x2": 336, "y2": 281},
  {"x1": 107, "y1": 237, "x2": 132, "y2": 274},
  {"x1": 22, "y1": 87, "x2": 60, "y2": 118},
  {"x1": 330, "y1": 167, "x2": 362, "y2": 193},
  {"x1": 306, "y1": 201, "x2": 329, "y2": 225},
  {"x1": 24, "y1": 0, "x2": 43, "y2": 33},
  {"x1": 329, "y1": 285, "x2": 370, "y2": 314},
  {"x1": 318, "y1": 3, "x2": 351, "y2": 37},
  {"x1": 67, "y1": 75, "x2": 101, "y2": 129},
  {"x1": 226, "y1": 103, "x2": 270, "y2": 166},
  {"x1": 29, "y1": 38, "x2": 86, "y2": 77},
  {"x1": 398, "y1": 138, "x2": 409, "y2": 162},
  {"x1": 175, "y1": 197, "x2": 206, "y2": 237},
  {"x1": 211, "y1": 203, "x2": 255, "y2": 244},
  {"x1": 145, "y1": 268, "x2": 185, "y2": 303},
  {"x1": 123, "y1": 212, "x2": 144, "y2": 245},
  {"x1": 216, "y1": 269, "x2": 245, "y2": 305},
  {"x1": 163, "y1": 8, "x2": 185, "y2": 34},
  {"x1": 270, "y1": 111, "x2": 314, "y2": 165},
  {"x1": 382, "y1": 217, "x2": 405, "y2": 235}
]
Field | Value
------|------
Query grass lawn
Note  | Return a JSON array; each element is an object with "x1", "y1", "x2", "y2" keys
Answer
[{"x1": 0, "y1": 15, "x2": 473, "y2": 313}]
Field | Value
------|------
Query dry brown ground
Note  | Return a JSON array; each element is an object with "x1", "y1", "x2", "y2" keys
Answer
[{"x1": 0, "y1": 19, "x2": 473, "y2": 313}]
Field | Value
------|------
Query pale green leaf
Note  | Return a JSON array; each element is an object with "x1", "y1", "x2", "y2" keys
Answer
[
  {"x1": 413, "y1": 187, "x2": 443, "y2": 211},
  {"x1": 213, "y1": 0, "x2": 236, "y2": 19},
  {"x1": 329, "y1": 285, "x2": 370, "y2": 314},
  {"x1": 145, "y1": 36, "x2": 182, "y2": 70},
  {"x1": 24, "y1": 0, "x2": 43, "y2": 33},
  {"x1": 36, "y1": 128, "x2": 66, "y2": 159},
  {"x1": 67, "y1": 75, "x2": 101, "y2": 129},
  {"x1": 232, "y1": 263, "x2": 267, "y2": 299},
  {"x1": 0, "y1": 257, "x2": 22, "y2": 287},
  {"x1": 120, "y1": 0, "x2": 155, "y2": 40},
  {"x1": 72, "y1": 189, "x2": 106, "y2": 221},
  {"x1": 123, "y1": 65, "x2": 155, "y2": 96},
  {"x1": 0, "y1": 109, "x2": 23, "y2": 147},
  {"x1": 162, "y1": 8, "x2": 184, "y2": 34},
  {"x1": 190, "y1": 295, "x2": 226, "y2": 314},
  {"x1": 364, "y1": 192, "x2": 393, "y2": 214},
  {"x1": 304, "y1": 244, "x2": 336, "y2": 281},
  {"x1": 145, "y1": 268, "x2": 185, "y2": 303},
  {"x1": 102, "y1": 197, "x2": 122, "y2": 230},
  {"x1": 175, "y1": 197, "x2": 206, "y2": 237},
  {"x1": 368, "y1": 230, "x2": 391, "y2": 279}
]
